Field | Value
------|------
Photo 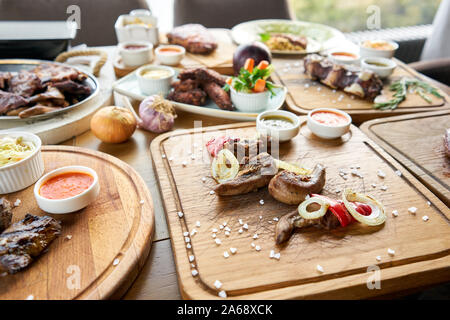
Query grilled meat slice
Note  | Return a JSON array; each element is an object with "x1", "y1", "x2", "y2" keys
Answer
[
  {"x1": 8, "y1": 71, "x2": 42, "y2": 97},
  {"x1": 178, "y1": 68, "x2": 226, "y2": 87},
  {"x1": 52, "y1": 80, "x2": 91, "y2": 96},
  {"x1": 28, "y1": 86, "x2": 65, "y2": 105},
  {"x1": 223, "y1": 137, "x2": 272, "y2": 162},
  {"x1": 31, "y1": 63, "x2": 86, "y2": 83},
  {"x1": 271, "y1": 33, "x2": 307, "y2": 49},
  {"x1": 444, "y1": 129, "x2": 450, "y2": 158},
  {"x1": 167, "y1": 24, "x2": 217, "y2": 54},
  {"x1": 269, "y1": 164, "x2": 326, "y2": 205},
  {"x1": 0, "y1": 214, "x2": 61, "y2": 274},
  {"x1": 304, "y1": 54, "x2": 383, "y2": 100},
  {"x1": 0, "y1": 90, "x2": 29, "y2": 115},
  {"x1": 214, "y1": 152, "x2": 278, "y2": 196},
  {"x1": 0, "y1": 72, "x2": 14, "y2": 90},
  {"x1": 18, "y1": 105, "x2": 62, "y2": 119},
  {"x1": 167, "y1": 88, "x2": 207, "y2": 106},
  {"x1": 202, "y1": 82, "x2": 233, "y2": 110},
  {"x1": 0, "y1": 198, "x2": 13, "y2": 233}
]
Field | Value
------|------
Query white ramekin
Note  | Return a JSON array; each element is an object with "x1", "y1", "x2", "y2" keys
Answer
[
  {"x1": 136, "y1": 65, "x2": 175, "y2": 96},
  {"x1": 230, "y1": 87, "x2": 270, "y2": 112},
  {"x1": 256, "y1": 110, "x2": 300, "y2": 142},
  {"x1": 307, "y1": 108, "x2": 352, "y2": 139},
  {"x1": 34, "y1": 166, "x2": 100, "y2": 214},
  {"x1": 361, "y1": 57, "x2": 397, "y2": 79},
  {"x1": 155, "y1": 45, "x2": 186, "y2": 66},
  {"x1": 115, "y1": 13, "x2": 159, "y2": 46},
  {"x1": 118, "y1": 41, "x2": 153, "y2": 67},
  {"x1": 0, "y1": 132, "x2": 44, "y2": 194},
  {"x1": 359, "y1": 40, "x2": 398, "y2": 59}
]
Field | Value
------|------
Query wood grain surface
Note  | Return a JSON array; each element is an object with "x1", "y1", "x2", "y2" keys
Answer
[
  {"x1": 270, "y1": 57, "x2": 449, "y2": 124},
  {"x1": 150, "y1": 120, "x2": 450, "y2": 299},
  {"x1": 361, "y1": 110, "x2": 450, "y2": 207},
  {"x1": 0, "y1": 146, "x2": 154, "y2": 300}
]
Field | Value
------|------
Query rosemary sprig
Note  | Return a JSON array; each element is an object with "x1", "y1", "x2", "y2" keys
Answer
[{"x1": 373, "y1": 77, "x2": 442, "y2": 110}]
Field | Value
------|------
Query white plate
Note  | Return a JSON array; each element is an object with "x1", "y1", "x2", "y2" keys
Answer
[
  {"x1": 231, "y1": 19, "x2": 346, "y2": 55},
  {"x1": 112, "y1": 68, "x2": 288, "y2": 121}
]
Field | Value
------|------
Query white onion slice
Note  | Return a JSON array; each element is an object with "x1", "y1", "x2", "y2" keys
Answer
[
  {"x1": 342, "y1": 188, "x2": 386, "y2": 226},
  {"x1": 298, "y1": 197, "x2": 329, "y2": 220},
  {"x1": 211, "y1": 149, "x2": 239, "y2": 183}
]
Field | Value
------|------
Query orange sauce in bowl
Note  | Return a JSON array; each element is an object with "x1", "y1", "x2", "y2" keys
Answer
[
  {"x1": 331, "y1": 52, "x2": 358, "y2": 59},
  {"x1": 158, "y1": 47, "x2": 182, "y2": 54},
  {"x1": 311, "y1": 111, "x2": 349, "y2": 127},
  {"x1": 39, "y1": 172, "x2": 94, "y2": 200}
]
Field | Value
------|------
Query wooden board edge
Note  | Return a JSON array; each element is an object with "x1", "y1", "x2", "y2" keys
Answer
[
  {"x1": 149, "y1": 122, "x2": 450, "y2": 300},
  {"x1": 360, "y1": 110, "x2": 450, "y2": 207},
  {"x1": 41, "y1": 146, "x2": 155, "y2": 300}
]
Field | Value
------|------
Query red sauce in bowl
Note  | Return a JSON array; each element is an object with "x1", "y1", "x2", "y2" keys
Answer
[
  {"x1": 311, "y1": 111, "x2": 349, "y2": 126},
  {"x1": 158, "y1": 47, "x2": 182, "y2": 54},
  {"x1": 39, "y1": 172, "x2": 94, "y2": 200}
]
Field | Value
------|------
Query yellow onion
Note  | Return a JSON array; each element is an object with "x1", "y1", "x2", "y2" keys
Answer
[
  {"x1": 274, "y1": 159, "x2": 311, "y2": 175},
  {"x1": 90, "y1": 106, "x2": 137, "y2": 143},
  {"x1": 211, "y1": 149, "x2": 240, "y2": 183},
  {"x1": 298, "y1": 197, "x2": 329, "y2": 220},
  {"x1": 342, "y1": 188, "x2": 386, "y2": 226}
]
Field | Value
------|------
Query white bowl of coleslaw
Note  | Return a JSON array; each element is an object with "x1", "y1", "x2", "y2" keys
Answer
[{"x1": 0, "y1": 132, "x2": 44, "y2": 194}]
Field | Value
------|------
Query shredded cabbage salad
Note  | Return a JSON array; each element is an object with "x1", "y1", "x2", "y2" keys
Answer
[{"x1": 0, "y1": 136, "x2": 35, "y2": 167}]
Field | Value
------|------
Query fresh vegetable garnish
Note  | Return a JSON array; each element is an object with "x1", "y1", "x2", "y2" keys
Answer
[
  {"x1": 298, "y1": 197, "x2": 329, "y2": 220},
  {"x1": 211, "y1": 149, "x2": 240, "y2": 183},
  {"x1": 311, "y1": 194, "x2": 355, "y2": 227},
  {"x1": 342, "y1": 188, "x2": 386, "y2": 226},
  {"x1": 274, "y1": 159, "x2": 311, "y2": 175},
  {"x1": 259, "y1": 32, "x2": 271, "y2": 43},
  {"x1": 373, "y1": 77, "x2": 442, "y2": 110},
  {"x1": 223, "y1": 59, "x2": 276, "y2": 96}
]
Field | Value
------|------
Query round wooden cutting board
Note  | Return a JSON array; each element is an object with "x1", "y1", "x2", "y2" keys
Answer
[{"x1": 0, "y1": 146, "x2": 154, "y2": 300}]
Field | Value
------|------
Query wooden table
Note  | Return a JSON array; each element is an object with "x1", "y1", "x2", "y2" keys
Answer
[{"x1": 58, "y1": 31, "x2": 449, "y2": 300}]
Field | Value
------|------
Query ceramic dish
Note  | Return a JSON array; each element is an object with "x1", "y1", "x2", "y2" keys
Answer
[
  {"x1": 327, "y1": 49, "x2": 360, "y2": 65},
  {"x1": 307, "y1": 108, "x2": 352, "y2": 139},
  {"x1": 34, "y1": 165, "x2": 100, "y2": 214},
  {"x1": 0, "y1": 132, "x2": 44, "y2": 194},
  {"x1": 359, "y1": 40, "x2": 398, "y2": 59},
  {"x1": 155, "y1": 45, "x2": 185, "y2": 66},
  {"x1": 361, "y1": 57, "x2": 397, "y2": 79},
  {"x1": 118, "y1": 41, "x2": 153, "y2": 67},
  {"x1": 136, "y1": 65, "x2": 175, "y2": 96},
  {"x1": 112, "y1": 68, "x2": 288, "y2": 121},
  {"x1": 256, "y1": 110, "x2": 300, "y2": 142},
  {"x1": 231, "y1": 19, "x2": 346, "y2": 54},
  {"x1": 115, "y1": 11, "x2": 159, "y2": 45},
  {"x1": 230, "y1": 87, "x2": 271, "y2": 112}
]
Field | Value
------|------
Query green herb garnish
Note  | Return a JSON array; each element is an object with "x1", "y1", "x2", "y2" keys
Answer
[{"x1": 373, "y1": 78, "x2": 443, "y2": 110}]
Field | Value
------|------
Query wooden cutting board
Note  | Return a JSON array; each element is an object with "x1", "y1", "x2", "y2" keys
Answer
[
  {"x1": 361, "y1": 110, "x2": 450, "y2": 207},
  {"x1": 0, "y1": 146, "x2": 154, "y2": 300},
  {"x1": 270, "y1": 58, "x2": 449, "y2": 124},
  {"x1": 151, "y1": 120, "x2": 450, "y2": 299}
]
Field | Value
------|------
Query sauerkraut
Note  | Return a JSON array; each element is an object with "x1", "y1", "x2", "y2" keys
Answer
[{"x1": 0, "y1": 136, "x2": 35, "y2": 167}]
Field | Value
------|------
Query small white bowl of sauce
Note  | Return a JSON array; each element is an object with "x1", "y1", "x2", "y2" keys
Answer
[
  {"x1": 34, "y1": 166, "x2": 100, "y2": 214},
  {"x1": 136, "y1": 65, "x2": 175, "y2": 96},
  {"x1": 155, "y1": 45, "x2": 185, "y2": 66},
  {"x1": 359, "y1": 40, "x2": 398, "y2": 59},
  {"x1": 256, "y1": 110, "x2": 300, "y2": 142},
  {"x1": 361, "y1": 57, "x2": 397, "y2": 79},
  {"x1": 307, "y1": 108, "x2": 351, "y2": 139},
  {"x1": 118, "y1": 41, "x2": 153, "y2": 67},
  {"x1": 328, "y1": 50, "x2": 360, "y2": 65}
]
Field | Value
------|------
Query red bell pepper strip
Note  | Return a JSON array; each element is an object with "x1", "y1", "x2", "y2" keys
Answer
[{"x1": 311, "y1": 194, "x2": 372, "y2": 227}]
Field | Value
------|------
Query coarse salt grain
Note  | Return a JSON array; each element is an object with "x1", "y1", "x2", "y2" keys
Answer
[
  {"x1": 376, "y1": 256, "x2": 382, "y2": 262},
  {"x1": 223, "y1": 251, "x2": 230, "y2": 258},
  {"x1": 259, "y1": 215, "x2": 262, "y2": 220},
  {"x1": 201, "y1": 177, "x2": 206, "y2": 182},
  {"x1": 426, "y1": 201, "x2": 431, "y2": 206},
  {"x1": 169, "y1": 157, "x2": 174, "y2": 161},
  {"x1": 66, "y1": 235, "x2": 72, "y2": 240},
  {"x1": 380, "y1": 185, "x2": 388, "y2": 191},
  {"x1": 253, "y1": 233, "x2": 258, "y2": 239},
  {"x1": 223, "y1": 222, "x2": 227, "y2": 226},
  {"x1": 183, "y1": 231, "x2": 189, "y2": 237},
  {"x1": 212, "y1": 233, "x2": 216, "y2": 238},
  {"x1": 270, "y1": 250, "x2": 275, "y2": 258},
  {"x1": 395, "y1": 170, "x2": 402, "y2": 176},
  {"x1": 408, "y1": 207, "x2": 417, "y2": 214},
  {"x1": 422, "y1": 215, "x2": 429, "y2": 222},
  {"x1": 392, "y1": 210, "x2": 399, "y2": 217},
  {"x1": 238, "y1": 228, "x2": 243, "y2": 234},
  {"x1": 190, "y1": 229, "x2": 197, "y2": 236},
  {"x1": 388, "y1": 248, "x2": 395, "y2": 256},
  {"x1": 113, "y1": 258, "x2": 120, "y2": 266},
  {"x1": 218, "y1": 290, "x2": 227, "y2": 298},
  {"x1": 224, "y1": 226, "x2": 231, "y2": 232},
  {"x1": 274, "y1": 253, "x2": 281, "y2": 260},
  {"x1": 26, "y1": 295, "x2": 34, "y2": 300},
  {"x1": 177, "y1": 211, "x2": 184, "y2": 218},
  {"x1": 225, "y1": 231, "x2": 230, "y2": 236},
  {"x1": 239, "y1": 219, "x2": 243, "y2": 225},
  {"x1": 162, "y1": 154, "x2": 166, "y2": 158},
  {"x1": 214, "y1": 280, "x2": 223, "y2": 289},
  {"x1": 255, "y1": 245, "x2": 261, "y2": 251},
  {"x1": 189, "y1": 255, "x2": 195, "y2": 262},
  {"x1": 139, "y1": 200, "x2": 145, "y2": 205},
  {"x1": 187, "y1": 243, "x2": 192, "y2": 249},
  {"x1": 251, "y1": 243, "x2": 255, "y2": 248},
  {"x1": 230, "y1": 247, "x2": 237, "y2": 254},
  {"x1": 182, "y1": 161, "x2": 187, "y2": 167},
  {"x1": 377, "y1": 170, "x2": 386, "y2": 178},
  {"x1": 209, "y1": 190, "x2": 215, "y2": 195},
  {"x1": 219, "y1": 225, "x2": 224, "y2": 230},
  {"x1": 185, "y1": 237, "x2": 190, "y2": 243},
  {"x1": 317, "y1": 265, "x2": 324, "y2": 273},
  {"x1": 371, "y1": 183, "x2": 377, "y2": 188},
  {"x1": 212, "y1": 228, "x2": 218, "y2": 233},
  {"x1": 192, "y1": 269, "x2": 198, "y2": 277},
  {"x1": 215, "y1": 238, "x2": 222, "y2": 245},
  {"x1": 273, "y1": 217, "x2": 279, "y2": 222},
  {"x1": 14, "y1": 199, "x2": 21, "y2": 207},
  {"x1": 243, "y1": 223, "x2": 248, "y2": 230},
  {"x1": 196, "y1": 221, "x2": 201, "y2": 227},
  {"x1": 191, "y1": 263, "x2": 195, "y2": 268},
  {"x1": 259, "y1": 199, "x2": 265, "y2": 205}
]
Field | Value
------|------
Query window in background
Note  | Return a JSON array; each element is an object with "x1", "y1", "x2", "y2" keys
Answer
[{"x1": 289, "y1": 0, "x2": 441, "y2": 32}]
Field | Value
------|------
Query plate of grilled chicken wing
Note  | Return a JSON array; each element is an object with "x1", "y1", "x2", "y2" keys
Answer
[{"x1": 113, "y1": 66, "x2": 287, "y2": 121}]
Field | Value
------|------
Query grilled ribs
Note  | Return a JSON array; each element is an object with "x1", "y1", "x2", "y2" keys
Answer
[
  {"x1": 304, "y1": 54, "x2": 383, "y2": 100},
  {"x1": 167, "y1": 24, "x2": 217, "y2": 54},
  {"x1": 202, "y1": 82, "x2": 233, "y2": 110},
  {"x1": 178, "y1": 68, "x2": 226, "y2": 87},
  {"x1": 0, "y1": 198, "x2": 12, "y2": 233},
  {"x1": 214, "y1": 153, "x2": 278, "y2": 196},
  {"x1": 0, "y1": 214, "x2": 61, "y2": 274}
]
